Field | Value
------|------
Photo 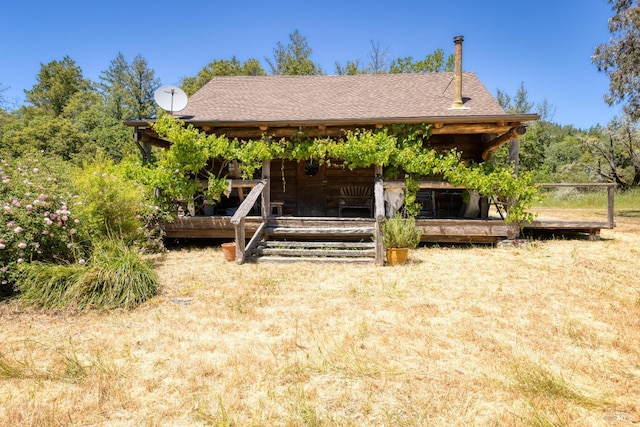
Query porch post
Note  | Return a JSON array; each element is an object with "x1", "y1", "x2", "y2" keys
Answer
[
  {"x1": 374, "y1": 165, "x2": 385, "y2": 266},
  {"x1": 509, "y1": 138, "x2": 520, "y2": 177},
  {"x1": 607, "y1": 184, "x2": 615, "y2": 228},
  {"x1": 262, "y1": 160, "x2": 271, "y2": 218}
]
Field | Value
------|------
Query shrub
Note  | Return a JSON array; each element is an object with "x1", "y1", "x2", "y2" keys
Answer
[
  {"x1": 72, "y1": 157, "x2": 151, "y2": 244},
  {"x1": 381, "y1": 214, "x2": 421, "y2": 249},
  {"x1": 0, "y1": 151, "x2": 89, "y2": 295},
  {"x1": 17, "y1": 239, "x2": 159, "y2": 310}
]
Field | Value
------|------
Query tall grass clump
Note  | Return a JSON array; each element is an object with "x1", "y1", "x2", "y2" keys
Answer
[
  {"x1": 511, "y1": 359, "x2": 601, "y2": 409},
  {"x1": 16, "y1": 263, "x2": 84, "y2": 309},
  {"x1": 17, "y1": 239, "x2": 159, "y2": 310},
  {"x1": 68, "y1": 240, "x2": 159, "y2": 309}
]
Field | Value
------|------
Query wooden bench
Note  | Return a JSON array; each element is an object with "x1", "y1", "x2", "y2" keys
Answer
[{"x1": 338, "y1": 186, "x2": 373, "y2": 217}]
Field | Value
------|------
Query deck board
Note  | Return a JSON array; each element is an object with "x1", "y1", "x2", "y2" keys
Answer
[{"x1": 160, "y1": 216, "x2": 611, "y2": 243}]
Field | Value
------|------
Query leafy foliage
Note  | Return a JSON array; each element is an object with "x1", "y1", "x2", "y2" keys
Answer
[
  {"x1": 382, "y1": 214, "x2": 421, "y2": 249},
  {"x1": 267, "y1": 30, "x2": 323, "y2": 75},
  {"x1": 181, "y1": 56, "x2": 266, "y2": 96},
  {"x1": 593, "y1": 0, "x2": 640, "y2": 121},
  {"x1": 336, "y1": 42, "x2": 454, "y2": 75},
  {"x1": 24, "y1": 56, "x2": 90, "y2": 117},
  {"x1": 1, "y1": 114, "x2": 89, "y2": 161},
  {"x1": 389, "y1": 49, "x2": 454, "y2": 73},
  {"x1": 98, "y1": 52, "x2": 160, "y2": 121},
  {"x1": 152, "y1": 117, "x2": 539, "y2": 223},
  {"x1": 72, "y1": 157, "x2": 154, "y2": 244}
]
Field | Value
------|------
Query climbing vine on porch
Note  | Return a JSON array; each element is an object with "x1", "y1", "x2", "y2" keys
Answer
[{"x1": 150, "y1": 115, "x2": 539, "y2": 223}]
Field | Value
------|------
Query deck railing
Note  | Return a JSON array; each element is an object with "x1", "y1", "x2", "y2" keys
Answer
[{"x1": 230, "y1": 179, "x2": 267, "y2": 263}]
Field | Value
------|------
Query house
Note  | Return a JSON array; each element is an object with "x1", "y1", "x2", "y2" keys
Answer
[{"x1": 127, "y1": 36, "x2": 545, "y2": 263}]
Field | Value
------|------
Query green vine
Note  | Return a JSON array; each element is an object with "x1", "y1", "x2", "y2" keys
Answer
[
  {"x1": 150, "y1": 115, "x2": 539, "y2": 223},
  {"x1": 403, "y1": 176, "x2": 422, "y2": 218}
]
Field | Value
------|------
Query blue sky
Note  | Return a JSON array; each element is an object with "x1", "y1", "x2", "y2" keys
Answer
[{"x1": 0, "y1": 0, "x2": 621, "y2": 129}]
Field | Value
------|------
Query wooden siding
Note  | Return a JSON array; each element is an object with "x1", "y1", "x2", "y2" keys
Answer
[{"x1": 269, "y1": 160, "x2": 375, "y2": 217}]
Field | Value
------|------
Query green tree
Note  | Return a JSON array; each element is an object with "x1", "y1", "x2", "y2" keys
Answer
[
  {"x1": 267, "y1": 30, "x2": 322, "y2": 75},
  {"x1": 24, "y1": 56, "x2": 90, "y2": 116},
  {"x1": 181, "y1": 57, "x2": 266, "y2": 96},
  {"x1": 389, "y1": 48, "x2": 454, "y2": 73},
  {"x1": 335, "y1": 59, "x2": 366, "y2": 75},
  {"x1": 493, "y1": 83, "x2": 567, "y2": 179},
  {"x1": 497, "y1": 82, "x2": 534, "y2": 114},
  {"x1": 99, "y1": 52, "x2": 130, "y2": 121},
  {"x1": 1, "y1": 114, "x2": 89, "y2": 160},
  {"x1": 63, "y1": 90, "x2": 134, "y2": 162},
  {"x1": 593, "y1": 0, "x2": 640, "y2": 121},
  {"x1": 126, "y1": 55, "x2": 160, "y2": 120},
  {"x1": 545, "y1": 132, "x2": 596, "y2": 182}
]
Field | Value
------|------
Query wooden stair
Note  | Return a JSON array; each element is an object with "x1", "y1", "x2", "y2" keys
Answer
[{"x1": 246, "y1": 218, "x2": 376, "y2": 263}]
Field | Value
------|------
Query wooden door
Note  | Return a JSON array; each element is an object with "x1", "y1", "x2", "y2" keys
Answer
[{"x1": 296, "y1": 160, "x2": 327, "y2": 216}]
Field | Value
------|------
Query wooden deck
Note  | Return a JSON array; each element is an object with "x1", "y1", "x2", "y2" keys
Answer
[
  {"x1": 160, "y1": 181, "x2": 617, "y2": 264},
  {"x1": 161, "y1": 216, "x2": 519, "y2": 243},
  {"x1": 523, "y1": 219, "x2": 613, "y2": 240},
  {"x1": 161, "y1": 215, "x2": 614, "y2": 243}
]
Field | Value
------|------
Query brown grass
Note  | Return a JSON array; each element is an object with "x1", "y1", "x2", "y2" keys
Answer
[{"x1": 1, "y1": 209, "x2": 639, "y2": 426}]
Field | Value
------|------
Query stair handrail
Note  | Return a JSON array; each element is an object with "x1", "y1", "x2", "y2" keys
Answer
[
  {"x1": 230, "y1": 179, "x2": 267, "y2": 263},
  {"x1": 374, "y1": 177, "x2": 385, "y2": 266}
]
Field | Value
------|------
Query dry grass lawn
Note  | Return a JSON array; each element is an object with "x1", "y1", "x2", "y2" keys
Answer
[{"x1": 1, "y1": 208, "x2": 639, "y2": 426}]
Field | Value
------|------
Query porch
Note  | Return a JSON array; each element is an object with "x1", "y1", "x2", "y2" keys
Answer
[
  {"x1": 160, "y1": 162, "x2": 522, "y2": 265},
  {"x1": 160, "y1": 168, "x2": 616, "y2": 264}
]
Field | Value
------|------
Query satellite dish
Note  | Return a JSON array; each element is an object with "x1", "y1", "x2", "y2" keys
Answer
[{"x1": 154, "y1": 85, "x2": 188, "y2": 113}]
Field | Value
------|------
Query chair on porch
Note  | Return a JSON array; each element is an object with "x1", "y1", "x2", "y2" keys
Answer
[
  {"x1": 338, "y1": 186, "x2": 373, "y2": 217},
  {"x1": 415, "y1": 190, "x2": 436, "y2": 218}
]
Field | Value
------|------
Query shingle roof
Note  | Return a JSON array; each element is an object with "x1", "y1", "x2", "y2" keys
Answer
[{"x1": 178, "y1": 72, "x2": 506, "y2": 123}]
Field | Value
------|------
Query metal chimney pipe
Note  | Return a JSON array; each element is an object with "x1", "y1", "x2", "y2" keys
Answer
[{"x1": 452, "y1": 35, "x2": 464, "y2": 108}]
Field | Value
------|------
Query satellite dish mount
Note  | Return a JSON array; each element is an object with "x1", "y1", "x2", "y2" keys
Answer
[{"x1": 154, "y1": 85, "x2": 188, "y2": 114}]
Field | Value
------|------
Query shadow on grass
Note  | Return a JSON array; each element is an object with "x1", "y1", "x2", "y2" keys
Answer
[
  {"x1": 617, "y1": 209, "x2": 640, "y2": 218},
  {"x1": 521, "y1": 229, "x2": 607, "y2": 242}
]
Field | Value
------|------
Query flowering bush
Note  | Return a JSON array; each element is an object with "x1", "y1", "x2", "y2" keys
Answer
[{"x1": 0, "y1": 152, "x2": 90, "y2": 294}]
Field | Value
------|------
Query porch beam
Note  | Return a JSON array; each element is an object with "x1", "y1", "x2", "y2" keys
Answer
[
  {"x1": 383, "y1": 180, "x2": 467, "y2": 190},
  {"x1": 192, "y1": 123, "x2": 522, "y2": 139},
  {"x1": 481, "y1": 126, "x2": 527, "y2": 160}
]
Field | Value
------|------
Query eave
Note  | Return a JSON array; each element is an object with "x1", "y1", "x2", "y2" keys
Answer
[{"x1": 126, "y1": 113, "x2": 539, "y2": 145}]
